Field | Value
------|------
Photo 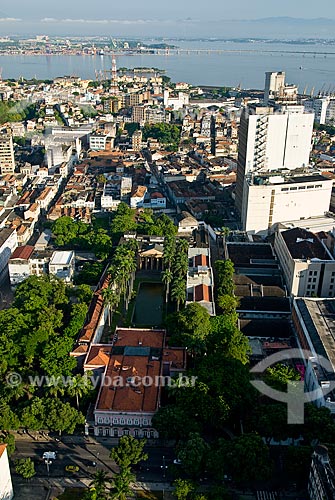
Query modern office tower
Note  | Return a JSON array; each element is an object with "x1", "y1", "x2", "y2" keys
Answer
[
  {"x1": 264, "y1": 71, "x2": 286, "y2": 104},
  {"x1": 235, "y1": 104, "x2": 314, "y2": 219},
  {"x1": 0, "y1": 130, "x2": 15, "y2": 174}
]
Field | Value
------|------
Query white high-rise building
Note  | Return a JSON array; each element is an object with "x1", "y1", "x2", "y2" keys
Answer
[
  {"x1": 235, "y1": 104, "x2": 314, "y2": 216},
  {"x1": 0, "y1": 131, "x2": 15, "y2": 174},
  {"x1": 264, "y1": 71, "x2": 286, "y2": 104}
]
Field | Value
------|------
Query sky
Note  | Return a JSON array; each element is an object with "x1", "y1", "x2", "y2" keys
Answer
[{"x1": 1, "y1": 1, "x2": 335, "y2": 37}]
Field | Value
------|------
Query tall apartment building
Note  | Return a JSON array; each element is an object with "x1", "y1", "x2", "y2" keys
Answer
[
  {"x1": 235, "y1": 104, "x2": 315, "y2": 231},
  {"x1": 0, "y1": 131, "x2": 15, "y2": 174},
  {"x1": 132, "y1": 130, "x2": 143, "y2": 151}
]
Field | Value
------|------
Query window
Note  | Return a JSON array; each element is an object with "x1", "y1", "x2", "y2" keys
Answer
[
  {"x1": 307, "y1": 185, "x2": 314, "y2": 189},
  {"x1": 123, "y1": 429, "x2": 129, "y2": 436},
  {"x1": 313, "y1": 278, "x2": 317, "y2": 283},
  {"x1": 330, "y1": 285, "x2": 334, "y2": 290},
  {"x1": 308, "y1": 278, "x2": 312, "y2": 283},
  {"x1": 331, "y1": 278, "x2": 334, "y2": 284},
  {"x1": 134, "y1": 419, "x2": 139, "y2": 426},
  {"x1": 127, "y1": 419, "x2": 132, "y2": 425},
  {"x1": 307, "y1": 285, "x2": 311, "y2": 290},
  {"x1": 98, "y1": 417, "x2": 103, "y2": 424},
  {"x1": 120, "y1": 419, "x2": 125, "y2": 425},
  {"x1": 281, "y1": 188, "x2": 289, "y2": 192},
  {"x1": 113, "y1": 418, "x2": 118, "y2": 424},
  {"x1": 298, "y1": 186, "x2": 306, "y2": 190},
  {"x1": 143, "y1": 419, "x2": 148, "y2": 425}
]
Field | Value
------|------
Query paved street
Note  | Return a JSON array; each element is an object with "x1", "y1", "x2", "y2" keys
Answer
[{"x1": 12, "y1": 434, "x2": 176, "y2": 483}]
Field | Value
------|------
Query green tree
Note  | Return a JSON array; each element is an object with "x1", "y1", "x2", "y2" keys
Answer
[
  {"x1": 152, "y1": 406, "x2": 201, "y2": 441},
  {"x1": 217, "y1": 294, "x2": 239, "y2": 315},
  {"x1": 101, "y1": 287, "x2": 120, "y2": 325},
  {"x1": 110, "y1": 468, "x2": 135, "y2": 500},
  {"x1": 162, "y1": 269, "x2": 173, "y2": 303},
  {"x1": 264, "y1": 364, "x2": 301, "y2": 392},
  {"x1": 176, "y1": 432, "x2": 209, "y2": 478},
  {"x1": 45, "y1": 398, "x2": 85, "y2": 434},
  {"x1": 168, "y1": 303, "x2": 211, "y2": 352},
  {"x1": 171, "y1": 278, "x2": 186, "y2": 312},
  {"x1": 67, "y1": 372, "x2": 94, "y2": 409},
  {"x1": 209, "y1": 434, "x2": 272, "y2": 485},
  {"x1": 110, "y1": 435, "x2": 148, "y2": 470},
  {"x1": 0, "y1": 433, "x2": 15, "y2": 455},
  {"x1": 15, "y1": 458, "x2": 36, "y2": 480},
  {"x1": 89, "y1": 470, "x2": 110, "y2": 498},
  {"x1": 173, "y1": 478, "x2": 195, "y2": 500}
]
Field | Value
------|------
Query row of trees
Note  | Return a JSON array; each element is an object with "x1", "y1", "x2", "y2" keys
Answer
[
  {"x1": 101, "y1": 240, "x2": 138, "y2": 324},
  {"x1": 162, "y1": 236, "x2": 189, "y2": 310},
  {"x1": 0, "y1": 276, "x2": 95, "y2": 446},
  {"x1": 83, "y1": 436, "x2": 148, "y2": 500}
]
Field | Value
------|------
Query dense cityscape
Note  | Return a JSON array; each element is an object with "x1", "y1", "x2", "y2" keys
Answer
[{"x1": 1, "y1": 9, "x2": 335, "y2": 500}]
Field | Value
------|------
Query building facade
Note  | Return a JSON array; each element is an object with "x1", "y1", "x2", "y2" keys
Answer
[
  {"x1": 274, "y1": 227, "x2": 335, "y2": 297},
  {"x1": 0, "y1": 444, "x2": 13, "y2": 500},
  {"x1": 235, "y1": 104, "x2": 314, "y2": 216}
]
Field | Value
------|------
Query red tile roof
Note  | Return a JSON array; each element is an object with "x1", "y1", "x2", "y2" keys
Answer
[
  {"x1": 10, "y1": 245, "x2": 35, "y2": 260},
  {"x1": 194, "y1": 284, "x2": 212, "y2": 302}
]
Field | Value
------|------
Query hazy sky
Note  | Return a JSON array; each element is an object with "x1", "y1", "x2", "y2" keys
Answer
[{"x1": 1, "y1": 0, "x2": 335, "y2": 37}]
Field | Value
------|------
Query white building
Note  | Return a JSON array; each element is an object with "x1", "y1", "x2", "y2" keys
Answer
[
  {"x1": 0, "y1": 444, "x2": 13, "y2": 500},
  {"x1": 8, "y1": 245, "x2": 34, "y2": 285},
  {"x1": 264, "y1": 71, "x2": 286, "y2": 104},
  {"x1": 293, "y1": 298, "x2": 335, "y2": 416},
  {"x1": 235, "y1": 104, "x2": 314, "y2": 215},
  {"x1": 0, "y1": 227, "x2": 18, "y2": 274},
  {"x1": 163, "y1": 90, "x2": 189, "y2": 111},
  {"x1": 0, "y1": 132, "x2": 15, "y2": 175},
  {"x1": 304, "y1": 97, "x2": 330, "y2": 125},
  {"x1": 101, "y1": 183, "x2": 120, "y2": 211},
  {"x1": 130, "y1": 186, "x2": 147, "y2": 209},
  {"x1": 186, "y1": 247, "x2": 216, "y2": 315},
  {"x1": 241, "y1": 172, "x2": 332, "y2": 235},
  {"x1": 49, "y1": 250, "x2": 75, "y2": 282},
  {"x1": 274, "y1": 227, "x2": 335, "y2": 297},
  {"x1": 89, "y1": 133, "x2": 108, "y2": 151}
]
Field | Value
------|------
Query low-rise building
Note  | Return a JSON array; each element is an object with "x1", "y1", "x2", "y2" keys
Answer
[
  {"x1": 130, "y1": 186, "x2": 147, "y2": 208},
  {"x1": 49, "y1": 250, "x2": 75, "y2": 282},
  {"x1": 86, "y1": 328, "x2": 186, "y2": 438},
  {"x1": 8, "y1": 245, "x2": 35, "y2": 285}
]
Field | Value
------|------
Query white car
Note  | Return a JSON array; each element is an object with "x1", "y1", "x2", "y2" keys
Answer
[
  {"x1": 43, "y1": 451, "x2": 57, "y2": 460},
  {"x1": 173, "y1": 459, "x2": 182, "y2": 465}
]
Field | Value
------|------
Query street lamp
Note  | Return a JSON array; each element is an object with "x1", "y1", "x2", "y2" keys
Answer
[
  {"x1": 160, "y1": 455, "x2": 168, "y2": 479},
  {"x1": 44, "y1": 459, "x2": 52, "y2": 475}
]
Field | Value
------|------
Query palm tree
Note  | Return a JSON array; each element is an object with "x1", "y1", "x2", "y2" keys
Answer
[
  {"x1": 67, "y1": 372, "x2": 93, "y2": 410},
  {"x1": 110, "y1": 468, "x2": 135, "y2": 500},
  {"x1": 44, "y1": 377, "x2": 65, "y2": 398},
  {"x1": 176, "y1": 238, "x2": 189, "y2": 254},
  {"x1": 171, "y1": 278, "x2": 186, "y2": 311},
  {"x1": 101, "y1": 287, "x2": 119, "y2": 326},
  {"x1": 162, "y1": 269, "x2": 173, "y2": 303},
  {"x1": 89, "y1": 470, "x2": 109, "y2": 498}
]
